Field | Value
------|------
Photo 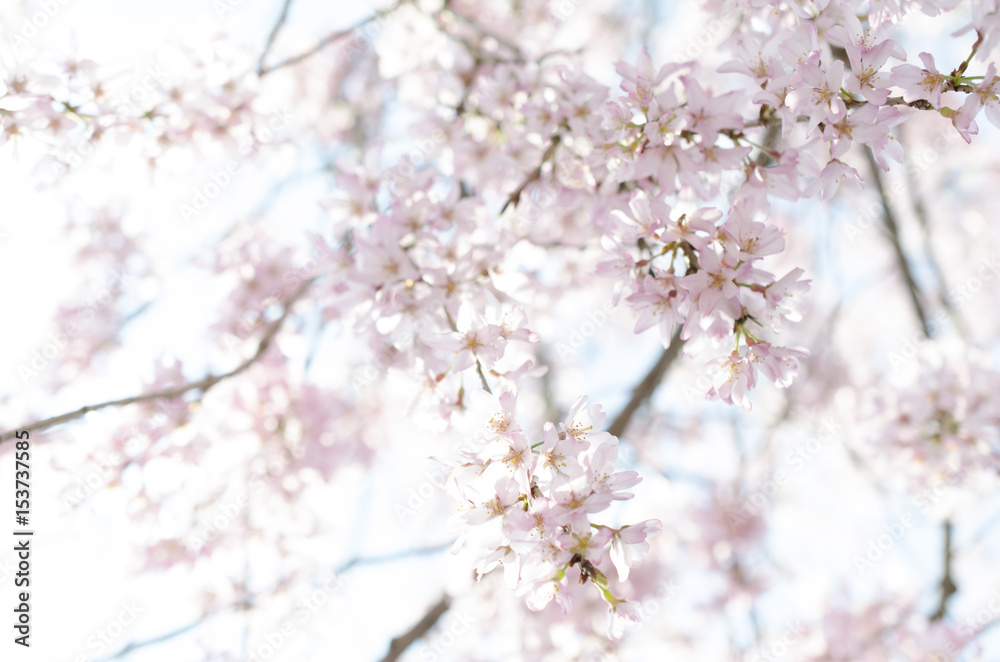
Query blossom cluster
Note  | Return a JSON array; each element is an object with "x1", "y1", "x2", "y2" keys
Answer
[
  {"x1": 600, "y1": 190, "x2": 810, "y2": 408},
  {"x1": 863, "y1": 346, "x2": 1000, "y2": 491},
  {"x1": 447, "y1": 391, "x2": 661, "y2": 638}
]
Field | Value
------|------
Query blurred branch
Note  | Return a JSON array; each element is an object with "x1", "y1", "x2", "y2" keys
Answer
[
  {"x1": 0, "y1": 280, "x2": 314, "y2": 444},
  {"x1": 96, "y1": 600, "x2": 253, "y2": 662},
  {"x1": 864, "y1": 147, "x2": 932, "y2": 338},
  {"x1": 475, "y1": 359, "x2": 493, "y2": 394},
  {"x1": 335, "y1": 540, "x2": 451, "y2": 574},
  {"x1": 930, "y1": 520, "x2": 956, "y2": 621},
  {"x1": 257, "y1": 0, "x2": 296, "y2": 75},
  {"x1": 442, "y1": 7, "x2": 523, "y2": 59},
  {"x1": 607, "y1": 327, "x2": 684, "y2": 439},
  {"x1": 500, "y1": 129, "x2": 562, "y2": 214},
  {"x1": 866, "y1": 149, "x2": 960, "y2": 621},
  {"x1": 258, "y1": 1, "x2": 407, "y2": 76},
  {"x1": 378, "y1": 594, "x2": 452, "y2": 662},
  {"x1": 97, "y1": 541, "x2": 452, "y2": 661},
  {"x1": 898, "y1": 126, "x2": 969, "y2": 338},
  {"x1": 536, "y1": 348, "x2": 561, "y2": 423}
]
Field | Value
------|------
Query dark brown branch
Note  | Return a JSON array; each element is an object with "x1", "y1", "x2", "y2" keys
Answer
[
  {"x1": 930, "y1": 520, "x2": 956, "y2": 620},
  {"x1": 257, "y1": 0, "x2": 296, "y2": 75},
  {"x1": 0, "y1": 280, "x2": 314, "y2": 444},
  {"x1": 864, "y1": 147, "x2": 932, "y2": 339},
  {"x1": 607, "y1": 327, "x2": 684, "y2": 439},
  {"x1": 379, "y1": 594, "x2": 452, "y2": 662}
]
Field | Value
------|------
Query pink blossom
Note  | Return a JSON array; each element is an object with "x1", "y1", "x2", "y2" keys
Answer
[{"x1": 890, "y1": 52, "x2": 949, "y2": 108}]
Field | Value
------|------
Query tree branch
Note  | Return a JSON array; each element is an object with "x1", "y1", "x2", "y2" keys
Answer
[
  {"x1": 499, "y1": 129, "x2": 563, "y2": 215},
  {"x1": 257, "y1": 0, "x2": 296, "y2": 76},
  {"x1": 864, "y1": 149, "x2": 962, "y2": 621},
  {"x1": 378, "y1": 594, "x2": 452, "y2": 662},
  {"x1": 607, "y1": 327, "x2": 684, "y2": 439},
  {"x1": 898, "y1": 126, "x2": 969, "y2": 338},
  {"x1": 95, "y1": 600, "x2": 253, "y2": 662},
  {"x1": 930, "y1": 520, "x2": 956, "y2": 621},
  {"x1": 864, "y1": 147, "x2": 932, "y2": 338},
  {"x1": 96, "y1": 541, "x2": 452, "y2": 661},
  {"x1": 258, "y1": 2, "x2": 407, "y2": 76},
  {"x1": 335, "y1": 541, "x2": 451, "y2": 575},
  {"x1": 475, "y1": 359, "x2": 493, "y2": 394},
  {"x1": 0, "y1": 280, "x2": 314, "y2": 444}
]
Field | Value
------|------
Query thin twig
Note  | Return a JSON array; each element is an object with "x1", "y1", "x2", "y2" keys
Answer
[
  {"x1": 442, "y1": 7, "x2": 523, "y2": 59},
  {"x1": 258, "y1": 2, "x2": 406, "y2": 76},
  {"x1": 335, "y1": 541, "x2": 451, "y2": 575},
  {"x1": 97, "y1": 541, "x2": 452, "y2": 661},
  {"x1": 0, "y1": 280, "x2": 314, "y2": 444},
  {"x1": 864, "y1": 147, "x2": 932, "y2": 338},
  {"x1": 257, "y1": 0, "x2": 296, "y2": 76},
  {"x1": 475, "y1": 359, "x2": 493, "y2": 394},
  {"x1": 96, "y1": 600, "x2": 253, "y2": 662},
  {"x1": 499, "y1": 130, "x2": 562, "y2": 215},
  {"x1": 867, "y1": 148, "x2": 960, "y2": 623},
  {"x1": 897, "y1": 126, "x2": 969, "y2": 338},
  {"x1": 607, "y1": 328, "x2": 685, "y2": 439}
]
